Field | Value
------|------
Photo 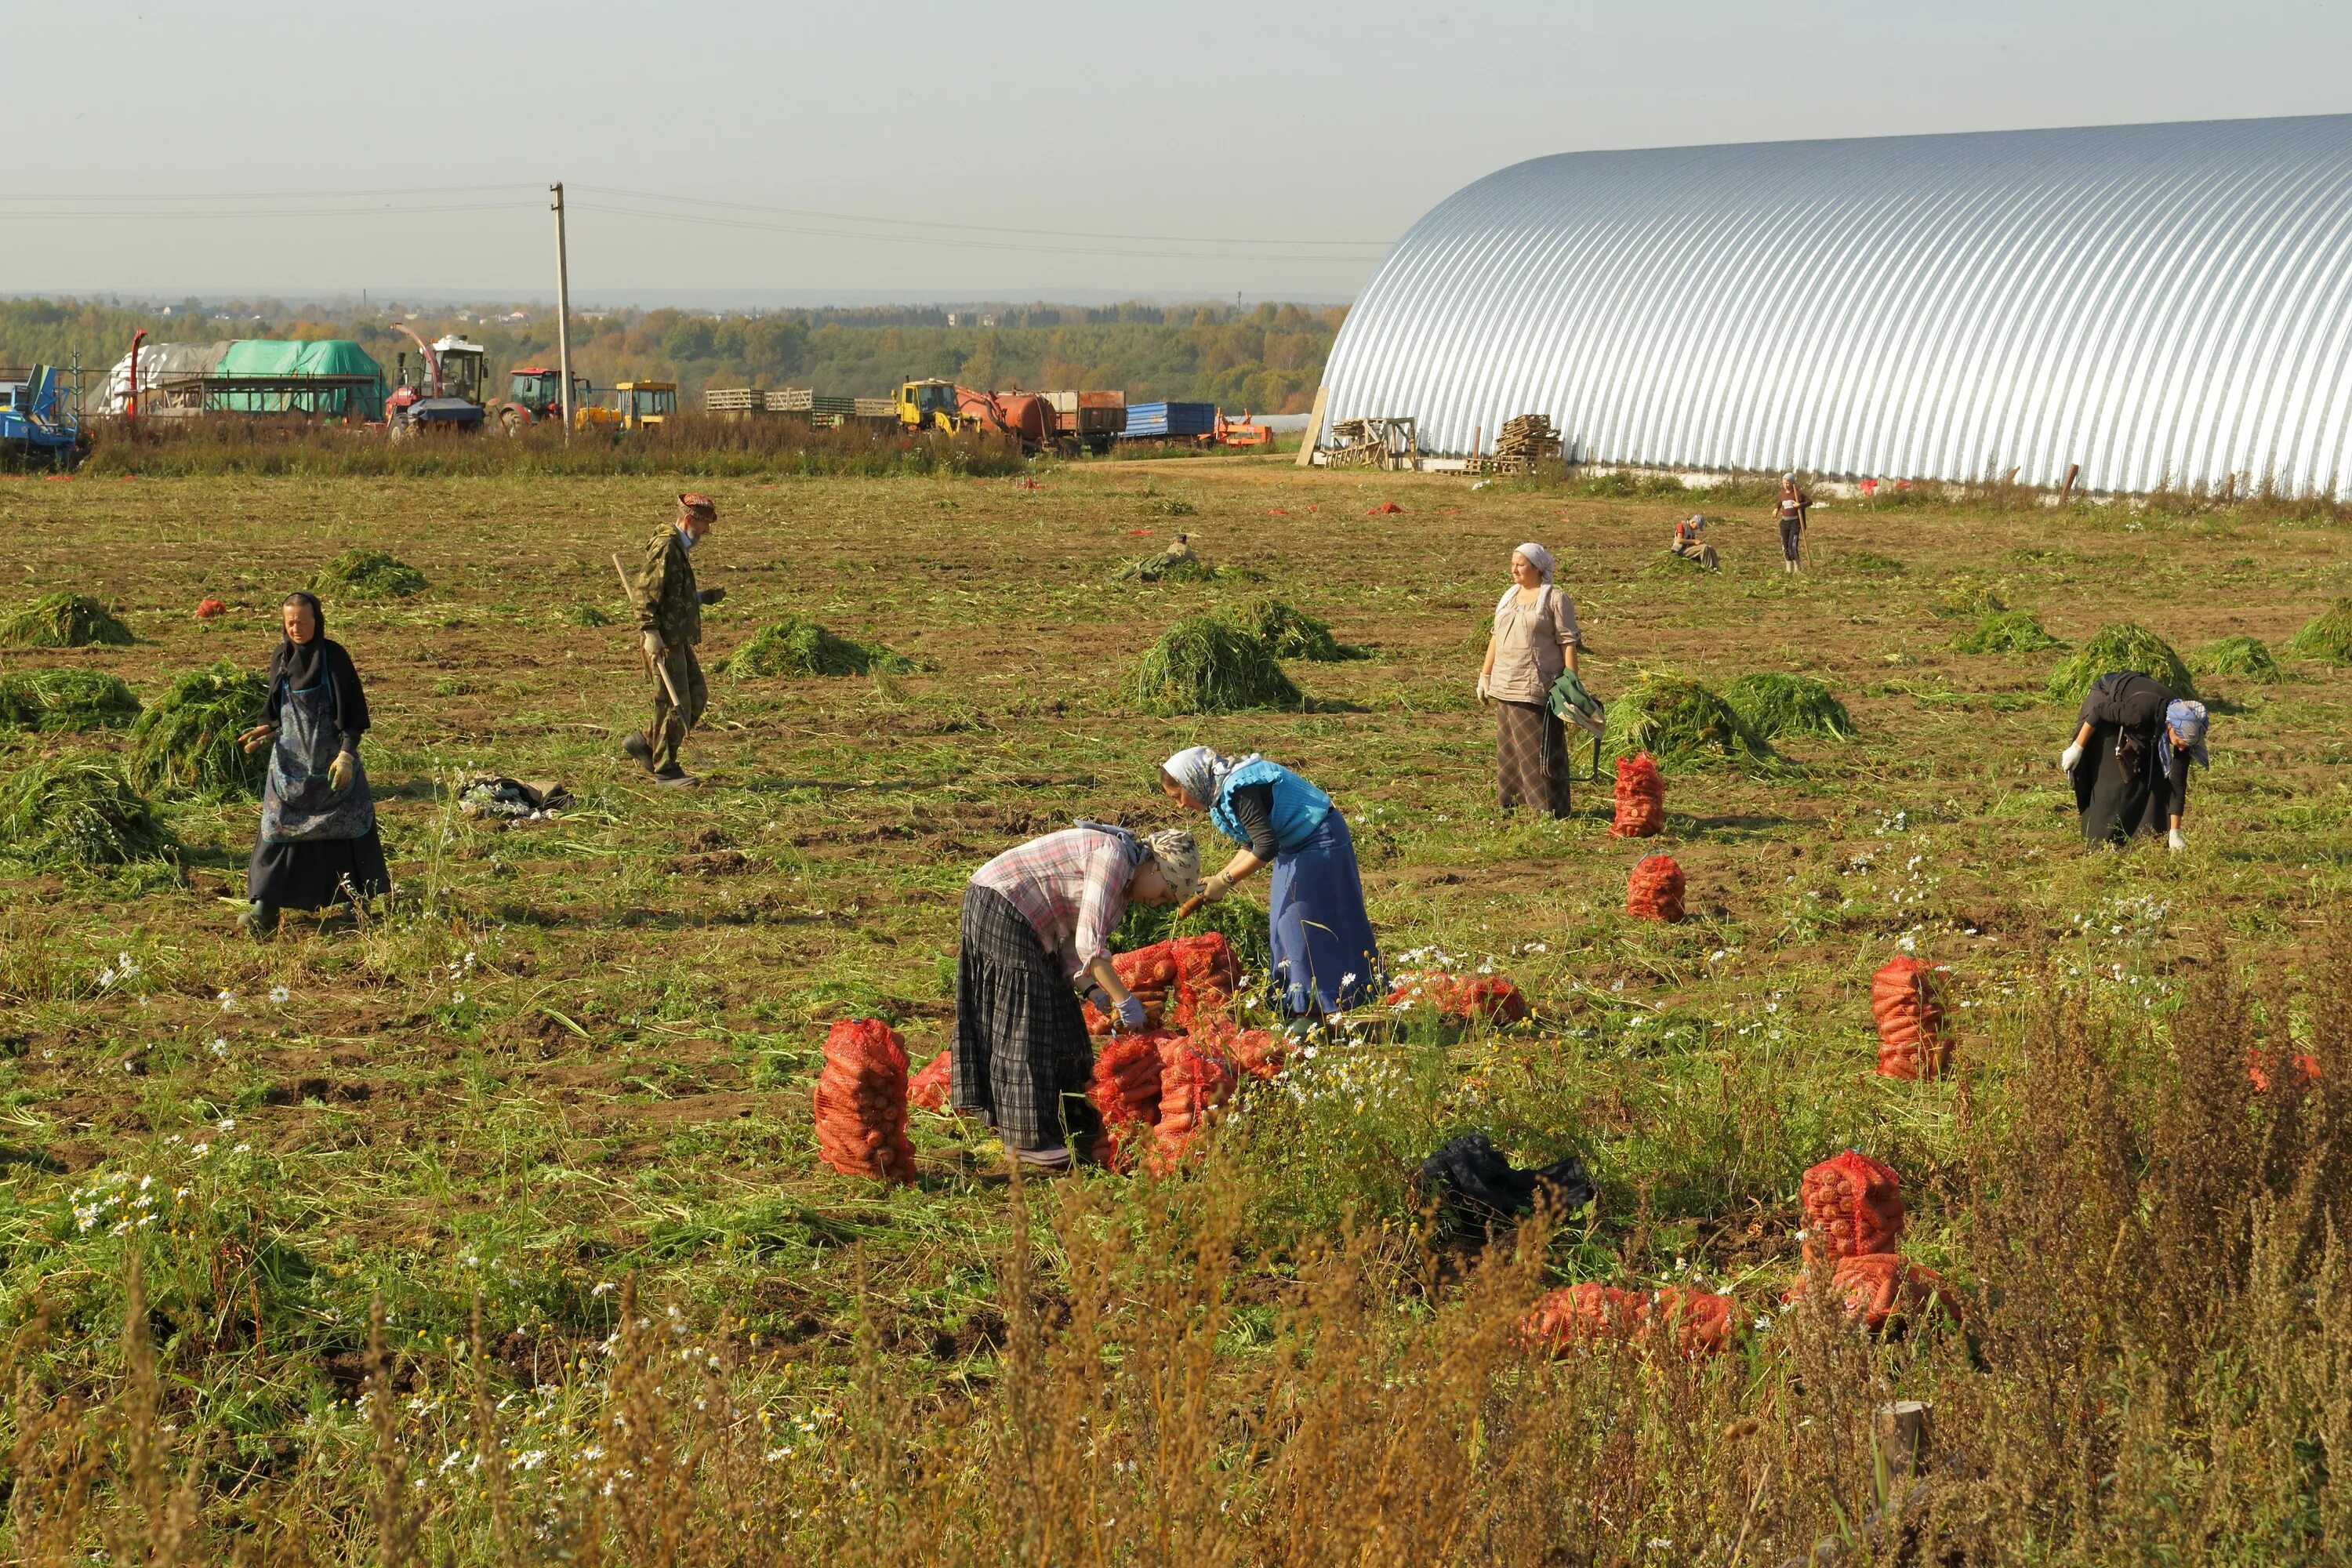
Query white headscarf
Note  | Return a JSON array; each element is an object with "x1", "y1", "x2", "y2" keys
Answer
[
  {"x1": 1162, "y1": 744, "x2": 1257, "y2": 808},
  {"x1": 1143, "y1": 829, "x2": 1202, "y2": 896},
  {"x1": 1512, "y1": 542, "x2": 1555, "y2": 583}
]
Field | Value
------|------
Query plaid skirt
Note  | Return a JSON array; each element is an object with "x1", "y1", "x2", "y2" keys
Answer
[
  {"x1": 1496, "y1": 700, "x2": 1573, "y2": 817},
  {"x1": 951, "y1": 884, "x2": 1100, "y2": 1155}
]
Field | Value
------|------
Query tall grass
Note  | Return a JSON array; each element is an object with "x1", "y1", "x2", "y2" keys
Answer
[
  {"x1": 79, "y1": 413, "x2": 1032, "y2": 479},
  {"x1": 13, "y1": 935, "x2": 2352, "y2": 1561}
]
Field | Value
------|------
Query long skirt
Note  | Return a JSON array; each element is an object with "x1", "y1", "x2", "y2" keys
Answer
[
  {"x1": 1269, "y1": 811, "x2": 1385, "y2": 1015},
  {"x1": 248, "y1": 829, "x2": 392, "y2": 910},
  {"x1": 1496, "y1": 700, "x2": 1573, "y2": 817},
  {"x1": 2073, "y1": 724, "x2": 2170, "y2": 845},
  {"x1": 950, "y1": 884, "x2": 1099, "y2": 1156}
]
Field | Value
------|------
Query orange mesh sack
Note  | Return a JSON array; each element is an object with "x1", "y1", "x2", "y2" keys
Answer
[
  {"x1": 1871, "y1": 957, "x2": 1954, "y2": 1080},
  {"x1": 1383, "y1": 971, "x2": 1530, "y2": 1024},
  {"x1": 1519, "y1": 1283, "x2": 1735, "y2": 1359},
  {"x1": 1190, "y1": 1015, "x2": 1288, "y2": 1080},
  {"x1": 1169, "y1": 933, "x2": 1243, "y2": 1028},
  {"x1": 907, "y1": 1048, "x2": 953, "y2": 1112},
  {"x1": 1799, "y1": 1150, "x2": 1904, "y2": 1264},
  {"x1": 2248, "y1": 1048, "x2": 2324, "y2": 1094},
  {"x1": 1088, "y1": 1029, "x2": 1174, "y2": 1170},
  {"x1": 1626, "y1": 855, "x2": 1686, "y2": 922},
  {"x1": 1149, "y1": 1036, "x2": 1236, "y2": 1174},
  {"x1": 1610, "y1": 753, "x2": 1665, "y2": 837},
  {"x1": 1822, "y1": 1253, "x2": 1957, "y2": 1332},
  {"x1": 1082, "y1": 941, "x2": 1179, "y2": 1034},
  {"x1": 811, "y1": 1018, "x2": 916, "y2": 1184}
]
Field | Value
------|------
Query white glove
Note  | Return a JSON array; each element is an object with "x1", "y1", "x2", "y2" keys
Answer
[
  {"x1": 2169, "y1": 828, "x2": 2186, "y2": 854},
  {"x1": 327, "y1": 750, "x2": 355, "y2": 792},
  {"x1": 2060, "y1": 742, "x2": 2083, "y2": 771},
  {"x1": 1476, "y1": 676, "x2": 1492, "y2": 706},
  {"x1": 641, "y1": 629, "x2": 666, "y2": 662}
]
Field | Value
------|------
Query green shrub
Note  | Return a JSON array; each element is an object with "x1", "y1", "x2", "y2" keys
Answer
[
  {"x1": 126, "y1": 660, "x2": 271, "y2": 797},
  {"x1": 1723, "y1": 673, "x2": 1854, "y2": 741},
  {"x1": 0, "y1": 670, "x2": 141, "y2": 731},
  {"x1": 2286, "y1": 600, "x2": 2352, "y2": 665},
  {"x1": 1230, "y1": 597, "x2": 1356, "y2": 662},
  {"x1": 1128, "y1": 617, "x2": 1301, "y2": 716},
  {"x1": 2045, "y1": 623, "x2": 2194, "y2": 705},
  {"x1": 2191, "y1": 634, "x2": 2285, "y2": 684},
  {"x1": 1604, "y1": 675, "x2": 1773, "y2": 765},
  {"x1": 312, "y1": 548, "x2": 426, "y2": 600},
  {"x1": 1951, "y1": 609, "x2": 2062, "y2": 654},
  {"x1": 0, "y1": 758, "x2": 172, "y2": 868},
  {"x1": 724, "y1": 616, "x2": 909, "y2": 679},
  {"x1": 0, "y1": 593, "x2": 134, "y2": 648}
]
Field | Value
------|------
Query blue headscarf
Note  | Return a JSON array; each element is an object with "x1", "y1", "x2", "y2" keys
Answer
[{"x1": 2158, "y1": 699, "x2": 2209, "y2": 775}]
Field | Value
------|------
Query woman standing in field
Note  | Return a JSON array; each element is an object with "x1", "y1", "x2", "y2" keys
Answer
[
  {"x1": 1775, "y1": 474, "x2": 1810, "y2": 572},
  {"x1": 953, "y1": 823, "x2": 1199, "y2": 1168},
  {"x1": 1477, "y1": 543, "x2": 1583, "y2": 817},
  {"x1": 2062, "y1": 672, "x2": 2209, "y2": 851},
  {"x1": 1162, "y1": 746, "x2": 1384, "y2": 1021},
  {"x1": 234, "y1": 592, "x2": 391, "y2": 936}
]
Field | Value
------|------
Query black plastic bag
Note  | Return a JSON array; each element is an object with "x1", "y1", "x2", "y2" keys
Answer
[{"x1": 1416, "y1": 1133, "x2": 1594, "y2": 1241}]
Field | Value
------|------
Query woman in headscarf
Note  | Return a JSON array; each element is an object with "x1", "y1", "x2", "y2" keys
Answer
[
  {"x1": 1161, "y1": 746, "x2": 1384, "y2": 1020},
  {"x1": 233, "y1": 592, "x2": 391, "y2": 936},
  {"x1": 1476, "y1": 543, "x2": 1583, "y2": 817},
  {"x1": 953, "y1": 822, "x2": 1200, "y2": 1168},
  {"x1": 2060, "y1": 671, "x2": 2210, "y2": 851}
]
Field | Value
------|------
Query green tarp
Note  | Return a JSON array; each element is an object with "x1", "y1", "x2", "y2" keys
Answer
[{"x1": 210, "y1": 339, "x2": 387, "y2": 417}]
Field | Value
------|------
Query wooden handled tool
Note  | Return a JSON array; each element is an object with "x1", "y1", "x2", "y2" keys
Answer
[{"x1": 612, "y1": 553, "x2": 690, "y2": 722}]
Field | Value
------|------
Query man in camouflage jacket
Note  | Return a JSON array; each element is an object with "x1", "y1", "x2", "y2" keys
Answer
[{"x1": 622, "y1": 493, "x2": 724, "y2": 783}]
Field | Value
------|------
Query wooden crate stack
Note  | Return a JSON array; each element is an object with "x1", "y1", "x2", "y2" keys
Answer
[
  {"x1": 703, "y1": 386, "x2": 761, "y2": 414},
  {"x1": 1484, "y1": 413, "x2": 1563, "y2": 475}
]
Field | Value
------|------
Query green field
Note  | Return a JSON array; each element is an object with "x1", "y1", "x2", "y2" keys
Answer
[{"x1": 4, "y1": 456, "x2": 2352, "y2": 1563}]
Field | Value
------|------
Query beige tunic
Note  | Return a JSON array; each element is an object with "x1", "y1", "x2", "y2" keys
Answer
[{"x1": 1487, "y1": 585, "x2": 1581, "y2": 703}]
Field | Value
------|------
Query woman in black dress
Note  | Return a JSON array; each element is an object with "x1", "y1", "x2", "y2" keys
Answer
[
  {"x1": 2060, "y1": 670, "x2": 2209, "y2": 850},
  {"x1": 234, "y1": 592, "x2": 391, "y2": 935}
]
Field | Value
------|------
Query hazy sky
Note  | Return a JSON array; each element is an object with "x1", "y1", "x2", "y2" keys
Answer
[{"x1": 9, "y1": 0, "x2": 2352, "y2": 305}]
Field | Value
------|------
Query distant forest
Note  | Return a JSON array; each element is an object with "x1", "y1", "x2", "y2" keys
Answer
[{"x1": 0, "y1": 297, "x2": 1345, "y2": 413}]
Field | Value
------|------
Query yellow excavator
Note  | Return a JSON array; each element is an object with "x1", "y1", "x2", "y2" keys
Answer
[{"x1": 895, "y1": 378, "x2": 961, "y2": 434}]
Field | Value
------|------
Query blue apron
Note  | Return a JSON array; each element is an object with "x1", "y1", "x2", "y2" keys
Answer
[{"x1": 260, "y1": 675, "x2": 375, "y2": 844}]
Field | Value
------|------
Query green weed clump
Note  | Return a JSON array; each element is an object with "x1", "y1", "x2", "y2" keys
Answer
[
  {"x1": 2045, "y1": 622, "x2": 2195, "y2": 704},
  {"x1": 1952, "y1": 609, "x2": 2063, "y2": 654},
  {"x1": 2193, "y1": 634, "x2": 2285, "y2": 684},
  {"x1": 1723, "y1": 672, "x2": 1854, "y2": 742},
  {"x1": 0, "y1": 670, "x2": 140, "y2": 732},
  {"x1": 0, "y1": 593, "x2": 134, "y2": 649},
  {"x1": 724, "y1": 616, "x2": 910, "y2": 679},
  {"x1": 1231, "y1": 597, "x2": 1356, "y2": 662},
  {"x1": 1120, "y1": 538, "x2": 1219, "y2": 584},
  {"x1": 1604, "y1": 674, "x2": 1773, "y2": 765},
  {"x1": 562, "y1": 602, "x2": 614, "y2": 628},
  {"x1": 125, "y1": 660, "x2": 270, "y2": 797},
  {"x1": 0, "y1": 758, "x2": 172, "y2": 868},
  {"x1": 1128, "y1": 616, "x2": 1301, "y2": 716},
  {"x1": 1933, "y1": 579, "x2": 2010, "y2": 619},
  {"x1": 1836, "y1": 550, "x2": 1907, "y2": 575},
  {"x1": 2286, "y1": 599, "x2": 2352, "y2": 665},
  {"x1": 312, "y1": 548, "x2": 426, "y2": 600}
]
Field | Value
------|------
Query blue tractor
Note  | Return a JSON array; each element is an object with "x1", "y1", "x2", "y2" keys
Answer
[{"x1": 0, "y1": 365, "x2": 89, "y2": 470}]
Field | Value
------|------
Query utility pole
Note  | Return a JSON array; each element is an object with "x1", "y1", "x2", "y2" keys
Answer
[{"x1": 552, "y1": 181, "x2": 574, "y2": 443}]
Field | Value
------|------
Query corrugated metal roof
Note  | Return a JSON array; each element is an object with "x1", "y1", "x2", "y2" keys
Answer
[{"x1": 1321, "y1": 114, "x2": 2352, "y2": 495}]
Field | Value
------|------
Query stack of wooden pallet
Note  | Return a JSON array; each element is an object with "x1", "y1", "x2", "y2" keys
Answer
[
  {"x1": 703, "y1": 386, "x2": 760, "y2": 414},
  {"x1": 1486, "y1": 413, "x2": 1563, "y2": 474}
]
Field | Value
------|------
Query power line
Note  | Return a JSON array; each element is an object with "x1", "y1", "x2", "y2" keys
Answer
[
  {"x1": 0, "y1": 183, "x2": 538, "y2": 203},
  {"x1": 573, "y1": 200, "x2": 1380, "y2": 263},
  {"x1": 576, "y1": 183, "x2": 1391, "y2": 249},
  {"x1": 5, "y1": 202, "x2": 534, "y2": 221}
]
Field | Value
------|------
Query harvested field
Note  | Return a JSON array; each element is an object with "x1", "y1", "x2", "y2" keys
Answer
[{"x1": 4, "y1": 459, "x2": 2352, "y2": 1562}]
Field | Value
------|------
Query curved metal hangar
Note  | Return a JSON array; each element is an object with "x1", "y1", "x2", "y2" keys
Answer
[{"x1": 1318, "y1": 115, "x2": 2352, "y2": 495}]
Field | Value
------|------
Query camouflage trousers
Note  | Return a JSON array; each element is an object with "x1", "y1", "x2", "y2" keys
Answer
[{"x1": 648, "y1": 647, "x2": 707, "y2": 768}]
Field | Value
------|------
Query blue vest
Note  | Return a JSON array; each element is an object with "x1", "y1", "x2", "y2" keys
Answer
[{"x1": 1210, "y1": 758, "x2": 1331, "y2": 855}]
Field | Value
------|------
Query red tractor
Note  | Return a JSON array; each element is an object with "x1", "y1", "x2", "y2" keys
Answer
[{"x1": 495, "y1": 366, "x2": 593, "y2": 433}]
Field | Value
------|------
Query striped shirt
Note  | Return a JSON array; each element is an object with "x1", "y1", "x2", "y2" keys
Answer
[{"x1": 970, "y1": 827, "x2": 1136, "y2": 983}]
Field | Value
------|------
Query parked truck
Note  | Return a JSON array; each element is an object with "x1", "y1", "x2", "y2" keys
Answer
[{"x1": 1043, "y1": 390, "x2": 1127, "y2": 455}]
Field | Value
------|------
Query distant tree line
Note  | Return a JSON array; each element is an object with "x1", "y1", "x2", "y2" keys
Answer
[{"x1": 0, "y1": 297, "x2": 1344, "y2": 413}]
